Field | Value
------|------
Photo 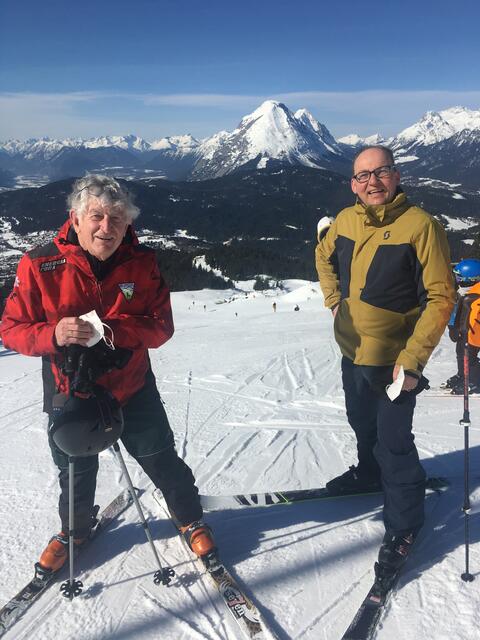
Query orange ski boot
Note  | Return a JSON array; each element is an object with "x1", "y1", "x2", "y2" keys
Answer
[
  {"x1": 36, "y1": 533, "x2": 86, "y2": 574},
  {"x1": 180, "y1": 521, "x2": 216, "y2": 558}
]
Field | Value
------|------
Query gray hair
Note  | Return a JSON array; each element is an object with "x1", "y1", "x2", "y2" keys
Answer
[
  {"x1": 352, "y1": 145, "x2": 395, "y2": 174},
  {"x1": 67, "y1": 174, "x2": 140, "y2": 221}
]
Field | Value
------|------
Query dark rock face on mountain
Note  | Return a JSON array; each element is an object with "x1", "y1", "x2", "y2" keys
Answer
[{"x1": 393, "y1": 129, "x2": 480, "y2": 190}]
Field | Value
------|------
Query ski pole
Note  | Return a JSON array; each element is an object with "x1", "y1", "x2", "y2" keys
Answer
[
  {"x1": 59, "y1": 458, "x2": 84, "y2": 599},
  {"x1": 111, "y1": 442, "x2": 175, "y2": 586},
  {"x1": 460, "y1": 321, "x2": 474, "y2": 583}
]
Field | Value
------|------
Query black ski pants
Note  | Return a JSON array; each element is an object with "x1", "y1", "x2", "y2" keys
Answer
[
  {"x1": 48, "y1": 371, "x2": 202, "y2": 537},
  {"x1": 341, "y1": 357, "x2": 426, "y2": 537}
]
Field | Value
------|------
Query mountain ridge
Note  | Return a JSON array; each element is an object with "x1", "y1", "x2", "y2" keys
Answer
[{"x1": 1, "y1": 101, "x2": 480, "y2": 188}]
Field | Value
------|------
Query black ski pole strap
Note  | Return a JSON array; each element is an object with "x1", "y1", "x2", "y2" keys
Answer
[{"x1": 458, "y1": 295, "x2": 476, "y2": 338}]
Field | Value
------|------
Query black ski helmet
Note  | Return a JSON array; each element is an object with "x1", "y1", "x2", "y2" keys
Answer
[{"x1": 50, "y1": 387, "x2": 124, "y2": 457}]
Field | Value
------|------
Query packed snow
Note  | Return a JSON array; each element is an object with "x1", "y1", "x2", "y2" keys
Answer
[{"x1": 1, "y1": 281, "x2": 480, "y2": 640}]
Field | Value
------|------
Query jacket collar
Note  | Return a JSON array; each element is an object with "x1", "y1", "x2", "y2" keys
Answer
[
  {"x1": 354, "y1": 190, "x2": 409, "y2": 226},
  {"x1": 54, "y1": 220, "x2": 138, "y2": 277}
]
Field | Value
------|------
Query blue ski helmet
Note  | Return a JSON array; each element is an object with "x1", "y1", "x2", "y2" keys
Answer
[{"x1": 453, "y1": 259, "x2": 480, "y2": 286}]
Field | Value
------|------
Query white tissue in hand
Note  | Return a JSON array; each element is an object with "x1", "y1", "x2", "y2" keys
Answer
[
  {"x1": 79, "y1": 309, "x2": 104, "y2": 347},
  {"x1": 386, "y1": 366, "x2": 404, "y2": 401}
]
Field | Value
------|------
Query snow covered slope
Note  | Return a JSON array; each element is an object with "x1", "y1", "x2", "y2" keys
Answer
[{"x1": 1, "y1": 283, "x2": 480, "y2": 639}]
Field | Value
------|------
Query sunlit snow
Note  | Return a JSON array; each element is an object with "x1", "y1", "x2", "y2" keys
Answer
[{"x1": 1, "y1": 282, "x2": 480, "y2": 639}]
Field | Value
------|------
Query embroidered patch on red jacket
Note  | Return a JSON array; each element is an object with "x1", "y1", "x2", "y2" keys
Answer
[
  {"x1": 39, "y1": 258, "x2": 66, "y2": 272},
  {"x1": 119, "y1": 282, "x2": 135, "y2": 301}
]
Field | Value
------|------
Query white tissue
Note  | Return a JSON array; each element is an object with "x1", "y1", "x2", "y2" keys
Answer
[
  {"x1": 79, "y1": 309, "x2": 104, "y2": 347},
  {"x1": 386, "y1": 365, "x2": 404, "y2": 401}
]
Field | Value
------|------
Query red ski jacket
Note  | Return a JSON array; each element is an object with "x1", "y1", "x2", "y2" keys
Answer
[{"x1": 1, "y1": 220, "x2": 174, "y2": 410}]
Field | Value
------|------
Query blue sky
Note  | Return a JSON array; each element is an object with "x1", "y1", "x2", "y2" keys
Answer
[{"x1": 1, "y1": 0, "x2": 480, "y2": 141}]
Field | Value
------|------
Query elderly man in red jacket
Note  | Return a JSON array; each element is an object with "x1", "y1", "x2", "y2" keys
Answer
[{"x1": 1, "y1": 174, "x2": 214, "y2": 572}]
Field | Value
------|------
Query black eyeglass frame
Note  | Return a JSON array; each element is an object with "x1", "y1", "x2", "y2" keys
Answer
[{"x1": 352, "y1": 164, "x2": 397, "y2": 184}]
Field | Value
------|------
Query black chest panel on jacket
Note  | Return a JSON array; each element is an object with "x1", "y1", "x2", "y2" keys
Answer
[
  {"x1": 360, "y1": 243, "x2": 426, "y2": 313},
  {"x1": 331, "y1": 236, "x2": 355, "y2": 300}
]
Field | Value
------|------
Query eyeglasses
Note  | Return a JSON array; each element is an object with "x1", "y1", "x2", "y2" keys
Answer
[
  {"x1": 77, "y1": 182, "x2": 127, "y2": 199},
  {"x1": 352, "y1": 165, "x2": 396, "y2": 183}
]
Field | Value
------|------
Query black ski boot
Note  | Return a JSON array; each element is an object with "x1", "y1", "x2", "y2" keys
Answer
[
  {"x1": 377, "y1": 532, "x2": 415, "y2": 573},
  {"x1": 450, "y1": 380, "x2": 480, "y2": 395},
  {"x1": 367, "y1": 532, "x2": 416, "y2": 605},
  {"x1": 442, "y1": 373, "x2": 462, "y2": 389},
  {"x1": 326, "y1": 465, "x2": 381, "y2": 496}
]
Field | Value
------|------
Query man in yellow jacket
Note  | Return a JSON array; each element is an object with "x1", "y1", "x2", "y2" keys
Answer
[{"x1": 316, "y1": 145, "x2": 455, "y2": 580}]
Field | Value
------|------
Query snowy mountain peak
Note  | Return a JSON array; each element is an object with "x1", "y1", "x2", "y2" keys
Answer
[
  {"x1": 149, "y1": 134, "x2": 199, "y2": 152},
  {"x1": 190, "y1": 101, "x2": 345, "y2": 180},
  {"x1": 394, "y1": 106, "x2": 480, "y2": 150},
  {"x1": 238, "y1": 100, "x2": 293, "y2": 132},
  {"x1": 395, "y1": 111, "x2": 455, "y2": 146},
  {"x1": 337, "y1": 133, "x2": 364, "y2": 146},
  {"x1": 294, "y1": 108, "x2": 322, "y2": 133},
  {"x1": 337, "y1": 133, "x2": 385, "y2": 147},
  {"x1": 79, "y1": 134, "x2": 150, "y2": 152},
  {"x1": 82, "y1": 135, "x2": 151, "y2": 152},
  {"x1": 438, "y1": 105, "x2": 480, "y2": 133},
  {"x1": 242, "y1": 100, "x2": 287, "y2": 118}
]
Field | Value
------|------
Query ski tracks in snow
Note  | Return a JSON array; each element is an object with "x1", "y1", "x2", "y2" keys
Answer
[{"x1": 159, "y1": 338, "x2": 348, "y2": 496}]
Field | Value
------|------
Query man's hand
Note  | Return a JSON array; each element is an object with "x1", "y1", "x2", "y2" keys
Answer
[
  {"x1": 55, "y1": 317, "x2": 94, "y2": 347},
  {"x1": 331, "y1": 305, "x2": 338, "y2": 318},
  {"x1": 393, "y1": 364, "x2": 419, "y2": 392}
]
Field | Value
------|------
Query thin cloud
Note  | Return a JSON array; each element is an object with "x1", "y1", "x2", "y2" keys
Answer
[
  {"x1": 139, "y1": 93, "x2": 261, "y2": 108},
  {"x1": 1, "y1": 90, "x2": 480, "y2": 140}
]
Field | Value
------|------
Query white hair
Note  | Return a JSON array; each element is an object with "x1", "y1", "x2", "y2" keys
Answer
[{"x1": 67, "y1": 174, "x2": 140, "y2": 221}]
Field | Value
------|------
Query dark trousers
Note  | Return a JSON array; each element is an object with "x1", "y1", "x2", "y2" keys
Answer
[
  {"x1": 48, "y1": 371, "x2": 202, "y2": 537},
  {"x1": 341, "y1": 357, "x2": 426, "y2": 536}
]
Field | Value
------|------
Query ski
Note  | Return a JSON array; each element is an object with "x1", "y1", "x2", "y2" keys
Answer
[
  {"x1": 341, "y1": 569, "x2": 399, "y2": 640},
  {"x1": 153, "y1": 489, "x2": 276, "y2": 640},
  {"x1": 199, "y1": 476, "x2": 449, "y2": 511},
  {"x1": 0, "y1": 488, "x2": 136, "y2": 638},
  {"x1": 341, "y1": 481, "x2": 449, "y2": 640}
]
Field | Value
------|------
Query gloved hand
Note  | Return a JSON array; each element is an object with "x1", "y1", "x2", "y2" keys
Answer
[
  {"x1": 63, "y1": 343, "x2": 132, "y2": 394},
  {"x1": 89, "y1": 340, "x2": 133, "y2": 372}
]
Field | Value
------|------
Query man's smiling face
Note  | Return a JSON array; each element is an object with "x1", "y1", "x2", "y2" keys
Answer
[
  {"x1": 351, "y1": 148, "x2": 400, "y2": 206},
  {"x1": 70, "y1": 198, "x2": 129, "y2": 261}
]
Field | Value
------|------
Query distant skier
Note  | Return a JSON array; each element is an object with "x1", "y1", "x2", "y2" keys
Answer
[
  {"x1": 294, "y1": 304, "x2": 300, "y2": 311},
  {"x1": 443, "y1": 259, "x2": 480, "y2": 394},
  {"x1": 316, "y1": 146, "x2": 455, "y2": 583},
  {"x1": 272, "y1": 302, "x2": 277, "y2": 312},
  {"x1": 0, "y1": 174, "x2": 215, "y2": 575}
]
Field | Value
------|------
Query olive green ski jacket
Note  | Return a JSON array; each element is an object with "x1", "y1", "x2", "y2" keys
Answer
[{"x1": 315, "y1": 191, "x2": 455, "y2": 376}]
